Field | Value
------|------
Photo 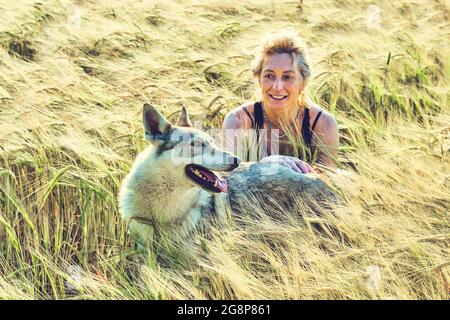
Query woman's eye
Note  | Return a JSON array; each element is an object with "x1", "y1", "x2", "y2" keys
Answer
[
  {"x1": 283, "y1": 75, "x2": 293, "y2": 81},
  {"x1": 264, "y1": 74, "x2": 274, "y2": 79}
]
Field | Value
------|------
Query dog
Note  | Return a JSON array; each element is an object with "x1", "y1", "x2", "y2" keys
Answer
[{"x1": 118, "y1": 104, "x2": 335, "y2": 247}]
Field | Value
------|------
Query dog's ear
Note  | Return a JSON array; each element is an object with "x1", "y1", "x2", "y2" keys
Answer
[
  {"x1": 176, "y1": 106, "x2": 192, "y2": 127},
  {"x1": 143, "y1": 103, "x2": 172, "y2": 140}
]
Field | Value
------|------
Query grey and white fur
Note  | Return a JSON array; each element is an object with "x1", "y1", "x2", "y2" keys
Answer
[{"x1": 118, "y1": 104, "x2": 335, "y2": 247}]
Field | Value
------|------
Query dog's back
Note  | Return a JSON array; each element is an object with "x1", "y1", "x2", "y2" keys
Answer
[{"x1": 225, "y1": 162, "x2": 336, "y2": 218}]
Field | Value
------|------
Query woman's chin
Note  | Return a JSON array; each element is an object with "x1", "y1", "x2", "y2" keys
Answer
[{"x1": 267, "y1": 97, "x2": 289, "y2": 109}]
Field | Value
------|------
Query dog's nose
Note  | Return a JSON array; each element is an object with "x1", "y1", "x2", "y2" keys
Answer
[
  {"x1": 224, "y1": 154, "x2": 240, "y2": 169},
  {"x1": 230, "y1": 156, "x2": 240, "y2": 168}
]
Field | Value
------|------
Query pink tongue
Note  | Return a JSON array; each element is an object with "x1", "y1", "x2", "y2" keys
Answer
[
  {"x1": 199, "y1": 169, "x2": 228, "y2": 193},
  {"x1": 217, "y1": 178, "x2": 228, "y2": 193},
  {"x1": 201, "y1": 170, "x2": 216, "y2": 182}
]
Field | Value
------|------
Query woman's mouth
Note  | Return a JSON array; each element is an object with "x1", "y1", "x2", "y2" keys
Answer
[{"x1": 269, "y1": 94, "x2": 288, "y2": 101}]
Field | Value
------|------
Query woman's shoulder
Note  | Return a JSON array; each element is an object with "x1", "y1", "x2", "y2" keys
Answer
[
  {"x1": 307, "y1": 103, "x2": 338, "y2": 149},
  {"x1": 307, "y1": 103, "x2": 337, "y2": 132},
  {"x1": 223, "y1": 102, "x2": 256, "y2": 129}
]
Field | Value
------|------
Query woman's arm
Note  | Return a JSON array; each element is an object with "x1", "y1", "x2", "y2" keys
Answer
[
  {"x1": 312, "y1": 113, "x2": 339, "y2": 171},
  {"x1": 222, "y1": 108, "x2": 249, "y2": 158}
]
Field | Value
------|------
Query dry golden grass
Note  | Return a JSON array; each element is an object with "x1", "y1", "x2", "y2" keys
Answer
[{"x1": 0, "y1": 0, "x2": 448, "y2": 299}]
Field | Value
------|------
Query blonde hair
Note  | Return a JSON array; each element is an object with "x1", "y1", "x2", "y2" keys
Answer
[{"x1": 251, "y1": 31, "x2": 312, "y2": 88}]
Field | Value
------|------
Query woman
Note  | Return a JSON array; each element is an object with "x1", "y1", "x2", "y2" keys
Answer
[{"x1": 222, "y1": 32, "x2": 339, "y2": 173}]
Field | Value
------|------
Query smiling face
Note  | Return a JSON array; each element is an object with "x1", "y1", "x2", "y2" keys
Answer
[{"x1": 259, "y1": 52, "x2": 304, "y2": 110}]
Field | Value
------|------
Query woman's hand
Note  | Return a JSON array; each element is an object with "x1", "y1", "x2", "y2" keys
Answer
[{"x1": 260, "y1": 155, "x2": 316, "y2": 174}]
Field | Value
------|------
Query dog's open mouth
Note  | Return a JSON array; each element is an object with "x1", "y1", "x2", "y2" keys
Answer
[{"x1": 185, "y1": 164, "x2": 228, "y2": 193}]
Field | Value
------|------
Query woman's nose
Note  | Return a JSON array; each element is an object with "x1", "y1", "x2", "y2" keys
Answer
[{"x1": 272, "y1": 77, "x2": 283, "y2": 90}]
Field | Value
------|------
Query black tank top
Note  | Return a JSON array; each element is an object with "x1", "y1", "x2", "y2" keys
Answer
[{"x1": 242, "y1": 101, "x2": 322, "y2": 161}]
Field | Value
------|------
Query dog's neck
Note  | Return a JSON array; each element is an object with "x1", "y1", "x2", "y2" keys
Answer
[{"x1": 144, "y1": 178, "x2": 207, "y2": 222}]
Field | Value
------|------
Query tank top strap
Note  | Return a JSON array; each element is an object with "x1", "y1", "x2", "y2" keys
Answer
[
  {"x1": 253, "y1": 101, "x2": 264, "y2": 130},
  {"x1": 311, "y1": 111, "x2": 322, "y2": 131},
  {"x1": 253, "y1": 101, "x2": 265, "y2": 158},
  {"x1": 244, "y1": 101, "x2": 265, "y2": 161},
  {"x1": 301, "y1": 107, "x2": 312, "y2": 146},
  {"x1": 242, "y1": 106, "x2": 254, "y2": 128}
]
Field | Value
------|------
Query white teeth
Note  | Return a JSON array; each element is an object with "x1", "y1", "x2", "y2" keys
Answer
[
  {"x1": 190, "y1": 167, "x2": 220, "y2": 187},
  {"x1": 271, "y1": 95, "x2": 286, "y2": 100},
  {"x1": 192, "y1": 168, "x2": 205, "y2": 179}
]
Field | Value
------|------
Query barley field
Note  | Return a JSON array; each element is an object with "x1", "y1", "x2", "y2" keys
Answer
[{"x1": 0, "y1": 0, "x2": 449, "y2": 299}]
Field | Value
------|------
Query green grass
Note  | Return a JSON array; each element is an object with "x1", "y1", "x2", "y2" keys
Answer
[{"x1": 0, "y1": 0, "x2": 449, "y2": 299}]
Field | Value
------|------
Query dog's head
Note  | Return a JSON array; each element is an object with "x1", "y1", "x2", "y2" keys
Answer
[{"x1": 142, "y1": 103, "x2": 240, "y2": 193}]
